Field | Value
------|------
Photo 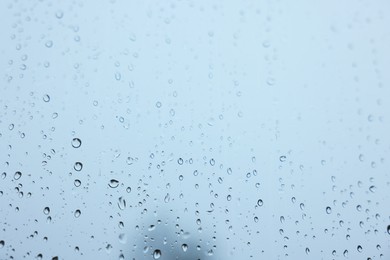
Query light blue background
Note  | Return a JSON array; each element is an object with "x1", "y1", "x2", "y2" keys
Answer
[{"x1": 1, "y1": 0, "x2": 389, "y2": 259}]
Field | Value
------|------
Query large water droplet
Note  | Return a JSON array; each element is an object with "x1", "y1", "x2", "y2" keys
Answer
[
  {"x1": 153, "y1": 249, "x2": 161, "y2": 259},
  {"x1": 108, "y1": 179, "x2": 119, "y2": 188}
]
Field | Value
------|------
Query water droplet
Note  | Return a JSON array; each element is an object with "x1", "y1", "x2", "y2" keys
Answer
[
  {"x1": 74, "y1": 209, "x2": 81, "y2": 218},
  {"x1": 118, "y1": 197, "x2": 126, "y2": 210},
  {"x1": 55, "y1": 10, "x2": 64, "y2": 19},
  {"x1": 43, "y1": 207, "x2": 50, "y2": 215},
  {"x1": 155, "y1": 101, "x2": 162, "y2": 108},
  {"x1": 74, "y1": 179, "x2": 81, "y2": 187},
  {"x1": 74, "y1": 162, "x2": 83, "y2": 171},
  {"x1": 387, "y1": 225, "x2": 390, "y2": 235},
  {"x1": 14, "y1": 171, "x2": 22, "y2": 180},
  {"x1": 357, "y1": 245, "x2": 362, "y2": 252},
  {"x1": 108, "y1": 179, "x2": 119, "y2": 188},
  {"x1": 0, "y1": 240, "x2": 4, "y2": 248},
  {"x1": 43, "y1": 94, "x2": 50, "y2": 102},
  {"x1": 164, "y1": 193, "x2": 170, "y2": 203},
  {"x1": 267, "y1": 77, "x2": 275, "y2": 86},
  {"x1": 153, "y1": 249, "x2": 161, "y2": 259},
  {"x1": 71, "y1": 138, "x2": 82, "y2": 148},
  {"x1": 45, "y1": 40, "x2": 53, "y2": 48},
  {"x1": 305, "y1": 247, "x2": 310, "y2": 254},
  {"x1": 326, "y1": 206, "x2": 332, "y2": 214},
  {"x1": 177, "y1": 158, "x2": 183, "y2": 165},
  {"x1": 279, "y1": 156, "x2": 287, "y2": 162},
  {"x1": 118, "y1": 233, "x2": 127, "y2": 244},
  {"x1": 181, "y1": 243, "x2": 188, "y2": 252},
  {"x1": 210, "y1": 158, "x2": 215, "y2": 166},
  {"x1": 257, "y1": 199, "x2": 263, "y2": 207}
]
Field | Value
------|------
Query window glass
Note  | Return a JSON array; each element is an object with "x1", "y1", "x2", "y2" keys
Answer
[{"x1": 1, "y1": 0, "x2": 389, "y2": 259}]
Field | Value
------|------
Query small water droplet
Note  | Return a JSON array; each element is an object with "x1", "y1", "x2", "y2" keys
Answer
[
  {"x1": 14, "y1": 171, "x2": 22, "y2": 180},
  {"x1": 55, "y1": 10, "x2": 64, "y2": 19},
  {"x1": 155, "y1": 101, "x2": 162, "y2": 108},
  {"x1": 279, "y1": 156, "x2": 287, "y2": 162},
  {"x1": 74, "y1": 209, "x2": 81, "y2": 218},
  {"x1": 43, "y1": 94, "x2": 50, "y2": 102},
  {"x1": 267, "y1": 77, "x2": 275, "y2": 86},
  {"x1": 257, "y1": 199, "x2": 263, "y2": 207},
  {"x1": 71, "y1": 138, "x2": 82, "y2": 148},
  {"x1": 181, "y1": 243, "x2": 188, "y2": 252},
  {"x1": 74, "y1": 179, "x2": 81, "y2": 187},
  {"x1": 164, "y1": 193, "x2": 170, "y2": 203},
  {"x1": 43, "y1": 207, "x2": 50, "y2": 215},
  {"x1": 118, "y1": 197, "x2": 126, "y2": 210},
  {"x1": 118, "y1": 233, "x2": 127, "y2": 244},
  {"x1": 45, "y1": 40, "x2": 53, "y2": 48},
  {"x1": 177, "y1": 158, "x2": 183, "y2": 165},
  {"x1": 74, "y1": 162, "x2": 83, "y2": 171},
  {"x1": 326, "y1": 206, "x2": 332, "y2": 214},
  {"x1": 210, "y1": 158, "x2": 215, "y2": 166}
]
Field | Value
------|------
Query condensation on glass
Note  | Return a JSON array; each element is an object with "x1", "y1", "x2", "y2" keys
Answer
[{"x1": 0, "y1": 0, "x2": 389, "y2": 259}]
